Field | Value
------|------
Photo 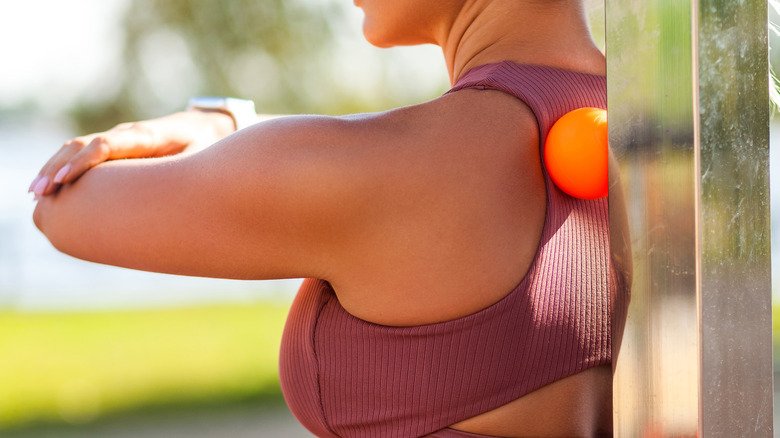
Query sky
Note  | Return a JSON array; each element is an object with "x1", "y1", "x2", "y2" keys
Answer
[{"x1": 0, "y1": 1, "x2": 131, "y2": 112}]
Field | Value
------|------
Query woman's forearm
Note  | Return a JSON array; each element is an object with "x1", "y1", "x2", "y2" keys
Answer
[{"x1": 31, "y1": 113, "x2": 381, "y2": 281}]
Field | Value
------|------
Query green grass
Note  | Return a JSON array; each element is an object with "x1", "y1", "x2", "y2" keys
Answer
[
  {"x1": 0, "y1": 301, "x2": 291, "y2": 431},
  {"x1": 774, "y1": 304, "x2": 780, "y2": 366},
  {"x1": 2, "y1": 299, "x2": 779, "y2": 433}
]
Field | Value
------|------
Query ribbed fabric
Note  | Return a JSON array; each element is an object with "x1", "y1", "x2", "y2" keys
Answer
[
  {"x1": 279, "y1": 60, "x2": 619, "y2": 438},
  {"x1": 427, "y1": 427, "x2": 503, "y2": 438}
]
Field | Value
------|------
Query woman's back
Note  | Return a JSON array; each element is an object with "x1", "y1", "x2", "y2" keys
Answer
[
  {"x1": 326, "y1": 65, "x2": 548, "y2": 328},
  {"x1": 280, "y1": 61, "x2": 615, "y2": 437}
]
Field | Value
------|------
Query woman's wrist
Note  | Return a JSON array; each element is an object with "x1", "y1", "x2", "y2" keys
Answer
[
  {"x1": 185, "y1": 109, "x2": 236, "y2": 138},
  {"x1": 180, "y1": 109, "x2": 235, "y2": 141},
  {"x1": 157, "y1": 110, "x2": 235, "y2": 156}
]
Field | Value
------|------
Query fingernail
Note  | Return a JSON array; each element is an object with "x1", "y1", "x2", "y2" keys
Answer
[
  {"x1": 53, "y1": 164, "x2": 71, "y2": 184},
  {"x1": 28, "y1": 175, "x2": 40, "y2": 192},
  {"x1": 32, "y1": 176, "x2": 49, "y2": 196}
]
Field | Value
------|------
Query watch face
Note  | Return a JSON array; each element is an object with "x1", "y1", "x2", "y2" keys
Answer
[{"x1": 188, "y1": 97, "x2": 229, "y2": 109}]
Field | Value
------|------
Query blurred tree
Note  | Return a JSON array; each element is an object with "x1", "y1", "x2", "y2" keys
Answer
[
  {"x1": 65, "y1": 0, "x2": 615, "y2": 135},
  {"x1": 68, "y1": 0, "x2": 439, "y2": 133}
]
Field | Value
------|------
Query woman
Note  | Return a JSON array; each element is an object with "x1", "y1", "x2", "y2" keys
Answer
[{"x1": 31, "y1": 0, "x2": 627, "y2": 436}]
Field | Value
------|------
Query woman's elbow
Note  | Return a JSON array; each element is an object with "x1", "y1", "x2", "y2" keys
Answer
[
  {"x1": 33, "y1": 198, "x2": 47, "y2": 234},
  {"x1": 33, "y1": 197, "x2": 69, "y2": 256}
]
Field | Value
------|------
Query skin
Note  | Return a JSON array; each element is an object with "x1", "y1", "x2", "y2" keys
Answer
[{"x1": 32, "y1": 0, "x2": 617, "y2": 435}]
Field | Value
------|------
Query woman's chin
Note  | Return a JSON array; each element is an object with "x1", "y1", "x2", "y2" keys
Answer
[{"x1": 362, "y1": 25, "x2": 394, "y2": 48}]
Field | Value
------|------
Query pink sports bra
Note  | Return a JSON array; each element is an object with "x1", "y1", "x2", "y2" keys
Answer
[{"x1": 278, "y1": 60, "x2": 618, "y2": 437}]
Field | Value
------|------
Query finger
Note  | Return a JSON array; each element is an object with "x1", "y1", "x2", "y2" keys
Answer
[
  {"x1": 29, "y1": 138, "x2": 92, "y2": 196},
  {"x1": 47, "y1": 139, "x2": 89, "y2": 186},
  {"x1": 37, "y1": 123, "x2": 163, "y2": 193},
  {"x1": 28, "y1": 140, "x2": 76, "y2": 190},
  {"x1": 51, "y1": 136, "x2": 113, "y2": 186},
  {"x1": 30, "y1": 135, "x2": 93, "y2": 183},
  {"x1": 50, "y1": 126, "x2": 161, "y2": 187}
]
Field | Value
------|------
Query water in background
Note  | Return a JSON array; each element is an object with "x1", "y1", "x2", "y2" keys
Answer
[{"x1": 0, "y1": 119, "x2": 301, "y2": 311}]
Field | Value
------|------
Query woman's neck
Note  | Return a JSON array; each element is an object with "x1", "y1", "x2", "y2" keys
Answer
[{"x1": 437, "y1": 0, "x2": 605, "y2": 85}]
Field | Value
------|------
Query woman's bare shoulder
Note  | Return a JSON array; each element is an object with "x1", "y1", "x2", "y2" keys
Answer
[
  {"x1": 341, "y1": 86, "x2": 538, "y2": 144},
  {"x1": 329, "y1": 86, "x2": 541, "y2": 186},
  {"x1": 327, "y1": 88, "x2": 546, "y2": 325}
]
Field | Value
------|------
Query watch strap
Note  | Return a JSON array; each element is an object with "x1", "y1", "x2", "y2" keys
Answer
[{"x1": 187, "y1": 97, "x2": 257, "y2": 131}]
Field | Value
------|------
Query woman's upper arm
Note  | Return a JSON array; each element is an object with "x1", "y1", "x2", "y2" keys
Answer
[{"x1": 33, "y1": 114, "x2": 384, "y2": 281}]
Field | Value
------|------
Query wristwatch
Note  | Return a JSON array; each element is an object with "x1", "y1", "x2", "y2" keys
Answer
[{"x1": 186, "y1": 96, "x2": 257, "y2": 131}]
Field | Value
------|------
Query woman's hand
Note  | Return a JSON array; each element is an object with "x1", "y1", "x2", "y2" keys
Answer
[{"x1": 28, "y1": 110, "x2": 235, "y2": 198}]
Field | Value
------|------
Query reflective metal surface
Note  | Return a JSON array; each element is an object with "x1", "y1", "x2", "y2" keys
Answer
[
  {"x1": 606, "y1": 0, "x2": 773, "y2": 435},
  {"x1": 696, "y1": 1, "x2": 773, "y2": 435}
]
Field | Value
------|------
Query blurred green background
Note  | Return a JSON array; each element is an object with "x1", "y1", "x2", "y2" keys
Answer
[
  {"x1": 0, "y1": 0, "x2": 777, "y2": 436},
  {"x1": 1, "y1": 0, "x2": 453, "y2": 436}
]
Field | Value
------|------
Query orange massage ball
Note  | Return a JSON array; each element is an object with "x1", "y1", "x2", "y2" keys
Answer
[{"x1": 544, "y1": 107, "x2": 608, "y2": 200}]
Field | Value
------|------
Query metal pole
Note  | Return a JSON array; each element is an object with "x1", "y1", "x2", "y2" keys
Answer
[{"x1": 606, "y1": 0, "x2": 773, "y2": 436}]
